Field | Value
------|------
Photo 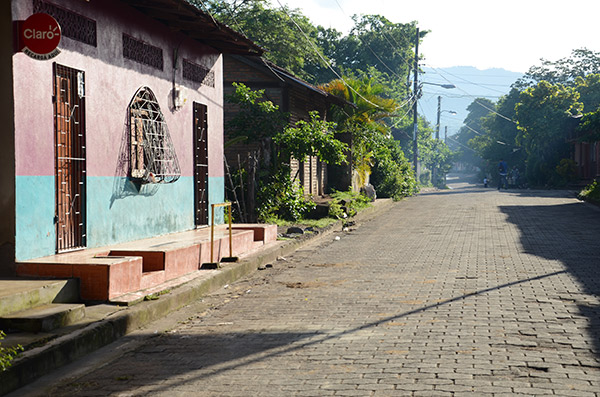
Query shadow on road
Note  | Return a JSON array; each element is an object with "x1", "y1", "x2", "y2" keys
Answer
[
  {"x1": 53, "y1": 269, "x2": 588, "y2": 395},
  {"x1": 499, "y1": 202, "x2": 600, "y2": 358}
]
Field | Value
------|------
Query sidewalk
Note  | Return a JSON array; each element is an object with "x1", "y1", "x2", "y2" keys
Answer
[{"x1": 0, "y1": 199, "x2": 393, "y2": 396}]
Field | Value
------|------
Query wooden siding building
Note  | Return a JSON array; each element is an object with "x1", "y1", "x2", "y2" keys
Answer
[{"x1": 223, "y1": 55, "x2": 351, "y2": 198}]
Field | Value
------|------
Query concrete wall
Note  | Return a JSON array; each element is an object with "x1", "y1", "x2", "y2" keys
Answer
[{"x1": 12, "y1": 0, "x2": 225, "y2": 261}]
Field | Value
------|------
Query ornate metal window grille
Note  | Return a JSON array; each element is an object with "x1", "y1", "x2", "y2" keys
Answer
[
  {"x1": 183, "y1": 59, "x2": 215, "y2": 88},
  {"x1": 128, "y1": 87, "x2": 180, "y2": 184},
  {"x1": 33, "y1": 0, "x2": 97, "y2": 47},
  {"x1": 123, "y1": 34, "x2": 163, "y2": 71}
]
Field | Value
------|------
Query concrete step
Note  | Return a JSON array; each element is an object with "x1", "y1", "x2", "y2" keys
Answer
[
  {"x1": 0, "y1": 303, "x2": 85, "y2": 333},
  {"x1": 0, "y1": 278, "x2": 80, "y2": 317}
]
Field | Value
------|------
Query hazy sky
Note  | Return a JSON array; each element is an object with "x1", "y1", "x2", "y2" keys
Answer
[{"x1": 277, "y1": 0, "x2": 600, "y2": 73}]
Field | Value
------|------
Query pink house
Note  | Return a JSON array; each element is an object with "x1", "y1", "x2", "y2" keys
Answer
[{"x1": 1, "y1": 0, "x2": 262, "y2": 276}]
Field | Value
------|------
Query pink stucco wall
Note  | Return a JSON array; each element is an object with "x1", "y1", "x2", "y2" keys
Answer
[{"x1": 12, "y1": 0, "x2": 224, "y2": 179}]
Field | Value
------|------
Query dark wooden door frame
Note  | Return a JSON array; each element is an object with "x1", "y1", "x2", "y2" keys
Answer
[{"x1": 53, "y1": 63, "x2": 86, "y2": 252}]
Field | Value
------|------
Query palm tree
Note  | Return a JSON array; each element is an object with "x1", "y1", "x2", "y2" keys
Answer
[{"x1": 320, "y1": 76, "x2": 401, "y2": 187}]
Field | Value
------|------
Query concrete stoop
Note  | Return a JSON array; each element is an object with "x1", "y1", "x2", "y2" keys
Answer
[
  {"x1": 0, "y1": 279, "x2": 80, "y2": 317},
  {"x1": 0, "y1": 199, "x2": 393, "y2": 396},
  {"x1": 0, "y1": 278, "x2": 84, "y2": 334},
  {"x1": 0, "y1": 303, "x2": 86, "y2": 333}
]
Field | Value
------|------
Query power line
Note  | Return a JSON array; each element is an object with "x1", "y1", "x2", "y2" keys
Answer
[
  {"x1": 274, "y1": 0, "x2": 400, "y2": 111},
  {"x1": 446, "y1": 136, "x2": 478, "y2": 153},
  {"x1": 464, "y1": 124, "x2": 485, "y2": 135},
  {"x1": 428, "y1": 66, "x2": 509, "y2": 94},
  {"x1": 423, "y1": 64, "x2": 518, "y2": 123},
  {"x1": 474, "y1": 100, "x2": 516, "y2": 124},
  {"x1": 331, "y1": 0, "x2": 414, "y2": 72}
]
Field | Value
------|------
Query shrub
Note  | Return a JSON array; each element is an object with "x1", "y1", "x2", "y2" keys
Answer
[
  {"x1": 579, "y1": 180, "x2": 600, "y2": 204},
  {"x1": 419, "y1": 169, "x2": 431, "y2": 186},
  {"x1": 1, "y1": 330, "x2": 23, "y2": 371},
  {"x1": 370, "y1": 139, "x2": 418, "y2": 200},
  {"x1": 256, "y1": 167, "x2": 315, "y2": 222}
]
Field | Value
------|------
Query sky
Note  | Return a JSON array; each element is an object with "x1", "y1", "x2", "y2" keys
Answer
[
  {"x1": 274, "y1": 0, "x2": 600, "y2": 133},
  {"x1": 277, "y1": 0, "x2": 600, "y2": 73}
]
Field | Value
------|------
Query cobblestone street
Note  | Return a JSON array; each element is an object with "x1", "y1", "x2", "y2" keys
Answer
[{"x1": 43, "y1": 175, "x2": 600, "y2": 396}]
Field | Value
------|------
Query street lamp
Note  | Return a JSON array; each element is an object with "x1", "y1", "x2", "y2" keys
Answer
[
  {"x1": 422, "y1": 81, "x2": 456, "y2": 89},
  {"x1": 436, "y1": 96, "x2": 457, "y2": 140}
]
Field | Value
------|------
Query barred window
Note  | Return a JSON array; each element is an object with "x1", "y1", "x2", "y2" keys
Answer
[
  {"x1": 33, "y1": 0, "x2": 97, "y2": 47},
  {"x1": 129, "y1": 87, "x2": 180, "y2": 184},
  {"x1": 183, "y1": 59, "x2": 215, "y2": 88},
  {"x1": 123, "y1": 34, "x2": 163, "y2": 71}
]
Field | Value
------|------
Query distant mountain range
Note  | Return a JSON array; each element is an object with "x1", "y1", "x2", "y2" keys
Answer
[{"x1": 419, "y1": 66, "x2": 524, "y2": 136}]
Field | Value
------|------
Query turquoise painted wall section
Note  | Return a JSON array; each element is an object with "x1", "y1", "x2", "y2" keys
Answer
[
  {"x1": 208, "y1": 176, "x2": 225, "y2": 225},
  {"x1": 86, "y1": 176, "x2": 195, "y2": 248},
  {"x1": 15, "y1": 176, "x2": 55, "y2": 261},
  {"x1": 15, "y1": 175, "x2": 225, "y2": 261}
]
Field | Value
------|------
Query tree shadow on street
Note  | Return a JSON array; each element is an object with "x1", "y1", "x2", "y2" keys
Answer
[{"x1": 499, "y1": 201, "x2": 600, "y2": 358}]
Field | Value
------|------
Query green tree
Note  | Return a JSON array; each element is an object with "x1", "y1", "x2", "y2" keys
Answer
[
  {"x1": 274, "y1": 111, "x2": 348, "y2": 169},
  {"x1": 574, "y1": 73, "x2": 600, "y2": 111},
  {"x1": 452, "y1": 98, "x2": 495, "y2": 170},
  {"x1": 200, "y1": 0, "x2": 325, "y2": 81},
  {"x1": 320, "y1": 75, "x2": 417, "y2": 196},
  {"x1": 515, "y1": 81, "x2": 583, "y2": 186},
  {"x1": 225, "y1": 82, "x2": 288, "y2": 168},
  {"x1": 517, "y1": 48, "x2": 600, "y2": 88},
  {"x1": 469, "y1": 89, "x2": 524, "y2": 179},
  {"x1": 320, "y1": 75, "x2": 400, "y2": 184}
]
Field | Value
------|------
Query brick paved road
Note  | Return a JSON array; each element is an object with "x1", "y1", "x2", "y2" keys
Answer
[{"x1": 45, "y1": 174, "x2": 600, "y2": 396}]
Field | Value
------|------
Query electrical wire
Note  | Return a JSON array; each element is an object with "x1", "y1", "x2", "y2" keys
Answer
[
  {"x1": 194, "y1": 0, "x2": 218, "y2": 24},
  {"x1": 423, "y1": 64, "x2": 518, "y2": 123},
  {"x1": 463, "y1": 124, "x2": 485, "y2": 135},
  {"x1": 216, "y1": 1, "x2": 287, "y2": 83},
  {"x1": 332, "y1": 0, "x2": 414, "y2": 72},
  {"x1": 445, "y1": 136, "x2": 478, "y2": 153},
  {"x1": 274, "y1": 0, "x2": 387, "y2": 110}
]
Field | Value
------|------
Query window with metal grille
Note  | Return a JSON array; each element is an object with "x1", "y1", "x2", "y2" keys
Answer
[
  {"x1": 33, "y1": 0, "x2": 97, "y2": 47},
  {"x1": 123, "y1": 34, "x2": 163, "y2": 71},
  {"x1": 128, "y1": 87, "x2": 180, "y2": 184},
  {"x1": 183, "y1": 59, "x2": 215, "y2": 88}
]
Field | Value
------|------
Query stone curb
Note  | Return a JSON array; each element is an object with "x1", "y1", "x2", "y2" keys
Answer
[{"x1": 0, "y1": 199, "x2": 394, "y2": 396}]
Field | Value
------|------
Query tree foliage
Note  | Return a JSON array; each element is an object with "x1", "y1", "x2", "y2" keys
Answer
[
  {"x1": 225, "y1": 82, "x2": 288, "y2": 144},
  {"x1": 274, "y1": 111, "x2": 348, "y2": 166},
  {"x1": 200, "y1": 0, "x2": 323, "y2": 81},
  {"x1": 516, "y1": 48, "x2": 600, "y2": 88},
  {"x1": 515, "y1": 81, "x2": 582, "y2": 185},
  {"x1": 311, "y1": 15, "x2": 421, "y2": 89}
]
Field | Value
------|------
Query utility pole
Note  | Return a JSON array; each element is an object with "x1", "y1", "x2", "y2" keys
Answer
[
  {"x1": 432, "y1": 95, "x2": 441, "y2": 187},
  {"x1": 444, "y1": 126, "x2": 448, "y2": 144},
  {"x1": 436, "y1": 96, "x2": 441, "y2": 140},
  {"x1": 412, "y1": 27, "x2": 419, "y2": 179}
]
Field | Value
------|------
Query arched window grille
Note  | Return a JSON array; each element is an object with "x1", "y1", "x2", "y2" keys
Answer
[{"x1": 128, "y1": 87, "x2": 180, "y2": 184}]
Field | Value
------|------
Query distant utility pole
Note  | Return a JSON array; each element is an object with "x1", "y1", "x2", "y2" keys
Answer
[
  {"x1": 412, "y1": 27, "x2": 419, "y2": 178},
  {"x1": 436, "y1": 95, "x2": 441, "y2": 140}
]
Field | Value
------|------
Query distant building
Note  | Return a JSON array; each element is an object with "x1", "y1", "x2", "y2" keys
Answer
[{"x1": 223, "y1": 55, "x2": 352, "y2": 202}]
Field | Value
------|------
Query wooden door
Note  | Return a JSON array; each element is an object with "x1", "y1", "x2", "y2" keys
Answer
[
  {"x1": 54, "y1": 64, "x2": 86, "y2": 252},
  {"x1": 193, "y1": 102, "x2": 208, "y2": 226}
]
